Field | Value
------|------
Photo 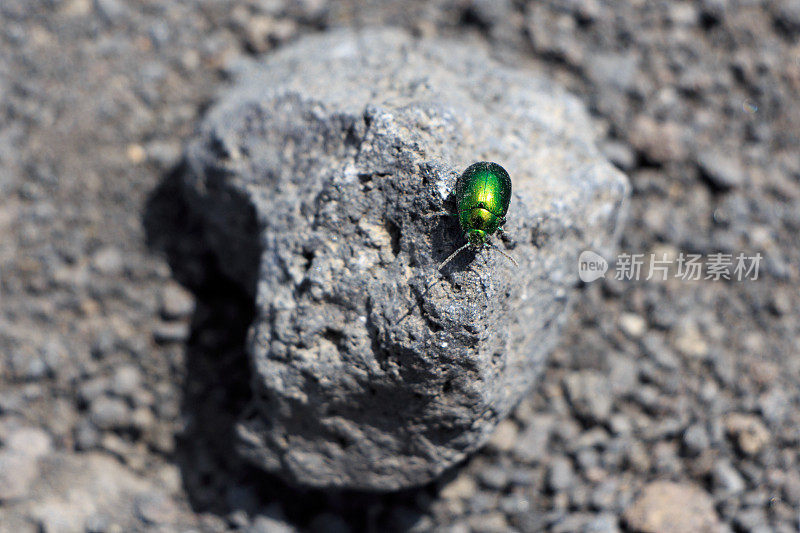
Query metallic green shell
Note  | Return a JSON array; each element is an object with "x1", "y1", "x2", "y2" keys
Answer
[{"x1": 455, "y1": 162, "x2": 512, "y2": 242}]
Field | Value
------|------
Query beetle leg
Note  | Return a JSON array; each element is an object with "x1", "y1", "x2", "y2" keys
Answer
[
  {"x1": 498, "y1": 216, "x2": 510, "y2": 236},
  {"x1": 438, "y1": 242, "x2": 471, "y2": 271},
  {"x1": 489, "y1": 242, "x2": 518, "y2": 267}
]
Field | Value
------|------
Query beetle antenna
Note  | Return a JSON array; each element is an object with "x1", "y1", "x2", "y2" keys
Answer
[
  {"x1": 490, "y1": 243, "x2": 518, "y2": 267},
  {"x1": 438, "y1": 243, "x2": 471, "y2": 271}
]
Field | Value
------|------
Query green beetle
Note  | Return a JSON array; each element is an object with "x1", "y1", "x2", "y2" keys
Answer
[{"x1": 439, "y1": 161, "x2": 517, "y2": 271}]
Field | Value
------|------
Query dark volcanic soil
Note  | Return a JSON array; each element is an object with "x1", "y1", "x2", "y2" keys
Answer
[{"x1": 2, "y1": 1, "x2": 800, "y2": 532}]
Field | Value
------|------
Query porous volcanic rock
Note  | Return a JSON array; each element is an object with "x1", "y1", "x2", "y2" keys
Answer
[{"x1": 183, "y1": 28, "x2": 629, "y2": 490}]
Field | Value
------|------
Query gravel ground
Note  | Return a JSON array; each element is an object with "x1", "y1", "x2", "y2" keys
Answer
[{"x1": 2, "y1": 1, "x2": 799, "y2": 532}]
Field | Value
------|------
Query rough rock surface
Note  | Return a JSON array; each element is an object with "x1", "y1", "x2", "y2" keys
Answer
[
  {"x1": 183, "y1": 29, "x2": 629, "y2": 490},
  {"x1": 0, "y1": 452, "x2": 187, "y2": 533}
]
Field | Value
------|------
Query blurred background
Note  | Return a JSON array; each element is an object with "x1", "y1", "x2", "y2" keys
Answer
[{"x1": 1, "y1": 1, "x2": 799, "y2": 531}]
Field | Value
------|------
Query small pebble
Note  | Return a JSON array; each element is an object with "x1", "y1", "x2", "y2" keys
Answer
[
  {"x1": 160, "y1": 282, "x2": 195, "y2": 320},
  {"x1": 486, "y1": 419, "x2": 518, "y2": 452},
  {"x1": 697, "y1": 150, "x2": 746, "y2": 190},
  {"x1": 90, "y1": 395, "x2": 131, "y2": 430},
  {"x1": 712, "y1": 460, "x2": 746, "y2": 495},
  {"x1": 618, "y1": 312, "x2": 647, "y2": 338},
  {"x1": 624, "y1": 481, "x2": 721, "y2": 533},
  {"x1": 74, "y1": 420, "x2": 101, "y2": 451},
  {"x1": 111, "y1": 365, "x2": 142, "y2": 397},
  {"x1": 477, "y1": 465, "x2": 510, "y2": 490},
  {"x1": 585, "y1": 512, "x2": 620, "y2": 533},
  {"x1": 591, "y1": 479, "x2": 619, "y2": 510},
  {"x1": 673, "y1": 322, "x2": 709, "y2": 359},
  {"x1": 131, "y1": 407, "x2": 155, "y2": 431},
  {"x1": 467, "y1": 512, "x2": 508, "y2": 533},
  {"x1": 725, "y1": 413, "x2": 770, "y2": 456},
  {"x1": 513, "y1": 415, "x2": 553, "y2": 463},
  {"x1": 153, "y1": 322, "x2": 190, "y2": 344},
  {"x1": 630, "y1": 116, "x2": 687, "y2": 163},
  {"x1": 548, "y1": 457, "x2": 575, "y2": 492},
  {"x1": 440, "y1": 473, "x2": 478, "y2": 501},
  {"x1": 134, "y1": 492, "x2": 179, "y2": 525},
  {"x1": 251, "y1": 514, "x2": 296, "y2": 533},
  {"x1": 683, "y1": 423, "x2": 711, "y2": 454},
  {"x1": 91, "y1": 246, "x2": 124, "y2": 275},
  {"x1": 733, "y1": 507, "x2": 770, "y2": 532},
  {"x1": 79, "y1": 377, "x2": 111, "y2": 405},
  {"x1": 600, "y1": 140, "x2": 636, "y2": 171},
  {"x1": 145, "y1": 140, "x2": 182, "y2": 169},
  {"x1": 499, "y1": 493, "x2": 530, "y2": 514},
  {"x1": 126, "y1": 143, "x2": 146, "y2": 164},
  {"x1": 5, "y1": 426, "x2": 52, "y2": 458},
  {"x1": 563, "y1": 371, "x2": 613, "y2": 424}
]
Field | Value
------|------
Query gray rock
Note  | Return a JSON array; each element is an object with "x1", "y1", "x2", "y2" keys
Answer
[
  {"x1": 74, "y1": 420, "x2": 101, "y2": 451},
  {"x1": 630, "y1": 116, "x2": 687, "y2": 164},
  {"x1": 152, "y1": 322, "x2": 190, "y2": 344},
  {"x1": 439, "y1": 472, "x2": 478, "y2": 502},
  {"x1": 725, "y1": 413, "x2": 770, "y2": 456},
  {"x1": 499, "y1": 493, "x2": 530, "y2": 514},
  {"x1": 4, "y1": 427, "x2": 52, "y2": 458},
  {"x1": 145, "y1": 140, "x2": 183, "y2": 170},
  {"x1": 599, "y1": 140, "x2": 636, "y2": 171},
  {"x1": 133, "y1": 492, "x2": 180, "y2": 526},
  {"x1": 697, "y1": 150, "x2": 746, "y2": 190},
  {"x1": 467, "y1": 512, "x2": 508, "y2": 533},
  {"x1": 607, "y1": 355, "x2": 638, "y2": 397},
  {"x1": 89, "y1": 396, "x2": 131, "y2": 430},
  {"x1": 79, "y1": 377, "x2": 111, "y2": 405},
  {"x1": 485, "y1": 419, "x2": 518, "y2": 452},
  {"x1": 758, "y1": 387, "x2": 789, "y2": 425},
  {"x1": 183, "y1": 28, "x2": 628, "y2": 490},
  {"x1": 548, "y1": 457, "x2": 575, "y2": 492},
  {"x1": 250, "y1": 513, "x2": 296, "y2": 533},
  {"x1": 564, "y1": 371, "x2": 614, "y2": 424},
  {"x1": 624, "y1": 481, "x2": 721, "y2": 533},
  {"x1": 111, "y1": 365, "x2": 142, "y2": 397},
  {"x1": 683, "y1": 422, "x2": 711, "y2": 455},
  {"x1": 712, "y1": 460, "x2": 746, "y2": 495},
  {"x1": 159, "y1": 282, "x2": 195, "y2": 320},
  {"x1": 594, "y1": 480, "x2": 622, "y2": 512},
  {"x1": 90, "y1": 246, "x2": 125, "y2": 275},
  {"x1": 469, "y1": 491, "x2": 500, "y2": 514},
  {"x1": 585, "y1": 513, "x2": 620, "y2": 533},
  {"x1": 9, "y1": 347, "x2": 48, "y2": 381},
  {"x1": 551, "y1": 513, "x2": 609, "y2": 533},
  {"x1": 733, "y1": 507, "x2": 770, "y2": 533},
  {"x1": 576, "y1": 448, "x2": 600, "y2": 472},
  {"x1": 476, "y1": 466, "x2": 510, "y2": 490}
]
